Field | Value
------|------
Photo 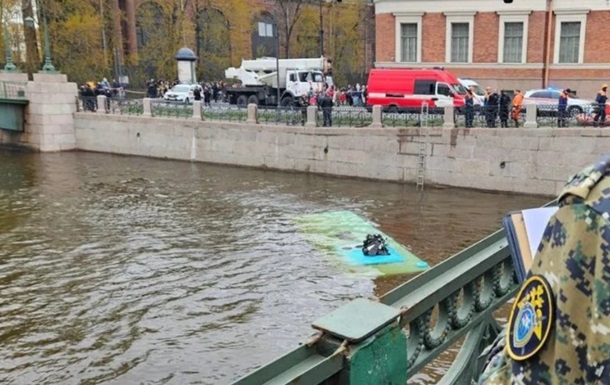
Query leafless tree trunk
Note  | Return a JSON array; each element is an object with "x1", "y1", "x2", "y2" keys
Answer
[
  {"x1": 276, "y1": 0, "x2": 305, "y2": 58},
  {"x1": 21, "y1": 0, "x2": 39, "y2": 78}
]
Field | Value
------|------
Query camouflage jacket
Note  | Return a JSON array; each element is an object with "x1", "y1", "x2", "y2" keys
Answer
[{"x1": 478, "y1": 155, "x2": 610, "y2": 385}]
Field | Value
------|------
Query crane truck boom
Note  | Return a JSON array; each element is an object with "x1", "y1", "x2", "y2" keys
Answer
[{"x1": 224, "y1": 56, "x2": 332, "y2": 107}]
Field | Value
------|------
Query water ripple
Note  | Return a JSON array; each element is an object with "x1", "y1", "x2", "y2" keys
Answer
[{"x1": 0, "y1": 151, "x2": 546, "y2": 384}]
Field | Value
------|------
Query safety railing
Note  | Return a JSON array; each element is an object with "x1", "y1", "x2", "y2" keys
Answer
[
  {"x1": 76, "y1": 95, "x2": 145, "y2": 116},
  {"x1": 229, "y1": 199, "x2": 556, "y2": 385},
  {"x1": 151, "y1": 100, "x2": 192, "y2": 118},
  {"x1": 454, "y1": 103, "x2": 605, "y2": 128},
  {"x1": 315, "y1": 106, "x2": 373, "y2": 127},
  {"x1": 202, "y1": 104, "x2": 248, "y2": 122},
  {"x1": 109, "y1": 98, "x2": 144, "y2": 116},
  {"x1": 382, "y1": 109, "x2": 444, "y2": 127},
  {"x1": 0, "y1": 81, "x2": 28, "y2": 101},
  {"x1": 76, "y1": 96, "x2": 98, "y2": 112},
  {"x1": 534, "y1": 103, "x2": 603, "y2": 127},
  {"x1": 454, "y1": 109, "x2": 488, "y2": 128},
  {"x1": 455, "y1": 107, "x2": 525, "y2": 128},
  {"x1": 80, "y1": 98, "x2": 608, "y2": 130},
  {"x1": 258, "y1": 106, "x2": 306, "y2": 126}
]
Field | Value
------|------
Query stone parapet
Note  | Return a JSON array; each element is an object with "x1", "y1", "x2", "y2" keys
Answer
[
  {"x1": 32, "y1": 73, "x2": 68, "y2": 83},
  {"x1": 0, "y1": 73, "x2": 28, "y2": 82},
  {"x1": 72, "y1": 113, "x2": 610, "y2": 196},
  {"x1": 24, "y1": 73, "x2": 78, "y2": 151}
]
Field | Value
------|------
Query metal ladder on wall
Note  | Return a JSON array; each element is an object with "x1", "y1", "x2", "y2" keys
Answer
[{"x1": 416, "y1": 102, "x2": 429, "y2": 190}]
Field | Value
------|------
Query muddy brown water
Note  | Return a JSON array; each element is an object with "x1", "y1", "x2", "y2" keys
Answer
[{"x1": 0, "y1": 151, "x2": 547, "y2": 384}]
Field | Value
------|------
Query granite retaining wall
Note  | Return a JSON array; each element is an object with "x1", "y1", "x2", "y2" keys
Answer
[{"x1": 73, "y1": 113, "x2": 610, "y2": 196}]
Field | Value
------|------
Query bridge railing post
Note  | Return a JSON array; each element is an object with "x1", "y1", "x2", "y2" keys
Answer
[
  {"x1": 246, "y1": 103, "x2": 258, "y2": 124},
  {"x1": 142, "y1": 98, "x2": 152, "y2": 117},
  {"x1": 305, "y1": 105, "x2": 317, "y2": 127},
  {"x1": 443, "y1": 105, "x2": 455, "y2": 128},
  {"x1": 524, "y1": 103, "x2": 538, "y2": 128},
  {"x1": 370, "y1": 105, "x2": 383, "y2": 128},
  {"x1": 311, "y1": 298, "x2": 407, "y2": 385},
  {"x1": 192, "y1": 100, "x2": 202, "y2": 120},
  {"x1": 96, "y1": 95, "x2": 106, "y2": 114}
]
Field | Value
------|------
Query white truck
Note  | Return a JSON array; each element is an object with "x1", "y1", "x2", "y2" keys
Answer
[{"x1": 224, "y1": 57, "x2": 332, "y2": 107}]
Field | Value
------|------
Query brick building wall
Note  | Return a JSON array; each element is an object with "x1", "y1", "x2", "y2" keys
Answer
[
  {"x1": 375, "y1": 13, "x2": 395, "y2": 61},
  {"x1": 374, "y1": 0, "x2": 610, "y2": 97},
  {"x1": 473, "y1": 13, "x2": 498, "y2": 63},
  {"x1": 422, "y1": 14, "x2": 445, "y2": 62},
  {"x1": 527, "y1": 12, "x2": 546, "y2": 63}
]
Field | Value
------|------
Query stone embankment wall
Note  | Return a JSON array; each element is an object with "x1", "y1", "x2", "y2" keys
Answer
[
  {"x1": 73, "y1": 113, "x2": 610, "y2": 196},
  {"x1": 0, "y1": 73, "x2": 78, "y2": 151}
]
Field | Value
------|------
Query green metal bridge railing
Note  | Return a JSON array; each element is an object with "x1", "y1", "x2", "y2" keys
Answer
[
  {"x1": 231, "y1": 211, "x2": 553, "y2": 385},
  {"x1": 0, "y1": 81, "x2": 28, "y2": 102}
]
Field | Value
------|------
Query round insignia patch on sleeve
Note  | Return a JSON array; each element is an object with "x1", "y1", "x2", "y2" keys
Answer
[{"x1": 506, "y1": 274, "x2": 555, "y2": 361}]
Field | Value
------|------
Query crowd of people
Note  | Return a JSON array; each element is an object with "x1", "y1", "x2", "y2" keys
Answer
[
  {"x1": 463, "y1": 88, "x2": 524, "y2": 128},
  {"x1": 463, "y1": 83, "x2": 610, "y2": 128},
  {"x1": 78, "y1": 78, "x2": 124, "y2": 112},
  {"x1": 145, "y1": 79, "x2": 229, "y2": 104}
]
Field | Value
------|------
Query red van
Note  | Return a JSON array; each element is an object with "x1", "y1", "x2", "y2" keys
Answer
[{"x1": 366, "y1": 68, "x2": 467, "y2": 112}]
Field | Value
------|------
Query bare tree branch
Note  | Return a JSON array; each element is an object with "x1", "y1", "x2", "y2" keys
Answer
[{"x1": 275, "y1": 0, "x2": 306, "y2": 58}]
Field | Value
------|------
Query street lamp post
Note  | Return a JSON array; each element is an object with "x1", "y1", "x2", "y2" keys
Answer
[
  {"x1": 318, "y1": 0, "x2": 324, "y2": 57},
  {"x1": 275, "y1": 25, "x2": 281, "y2": 106},
  {"x1": 25, "y1": 0, "x2": 57, "y2": 73},
  {"x1": 318, "y1": 0, "x2": 342, "y2": 58}
]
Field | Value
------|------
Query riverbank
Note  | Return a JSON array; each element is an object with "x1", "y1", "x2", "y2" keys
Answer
[{"x1": 73, "y1": 113, "x2": 608, "y2": 196}]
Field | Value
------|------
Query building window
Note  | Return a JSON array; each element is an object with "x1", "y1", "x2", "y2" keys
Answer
[
  {"x1": 444, "y1": 12, "x2": 474, "y2": 63},
  {"x1": 503, "y1": 22, "x2": 523, "y2": 63},
  {"x1": 558, "y1": 22, "x2": 580, "y2": 63},
  {"x1": 497, "y1": 11, "x2": 529, "y2": 64},
  {"x1": 553, "y1": 11, "x2": 588, "y2": 64},
  {"x1": 400, "y1": 23, "x2": 417, "y2": 62},
  {"x1": 450, "y1": 23, "x2": 469, "y2": 62},
  {"x1": 258, "y1": 21, "x2": 274, "y2": 37},
  {"x1": 394, "y1": 12, "x2": 423, "y2": 63},
  {"x1": 252, "y1": 14, "x2": 277, "y2": 57}
]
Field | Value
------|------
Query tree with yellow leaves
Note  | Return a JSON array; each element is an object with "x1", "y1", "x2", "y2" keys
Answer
[
  {"x1": 133, "y1": 1, "x2": 181, "y2": 84},
  {"x1": 328, "y1": 0, "x2": 369, "y2": 85},
  {"x1": 0, "y1": 0, "x2": 31, "y2": 72},
  {"x1": 286, "y1": 0, "x2": 368, "y2": 86},
  {"x1": 42, "y1": 0, "x2": 108, "y2": 84},
  {"x1": 188, "y1": 0, "x2": 261, "y2": 81},
  {"x1": 2, "y1": 0, "x2": 371, "y2": 88}
]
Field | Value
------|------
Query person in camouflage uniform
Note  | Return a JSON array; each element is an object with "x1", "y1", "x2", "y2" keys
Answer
[{"x1": 478, "y1": 155, "x2": 610, "y2": 384}]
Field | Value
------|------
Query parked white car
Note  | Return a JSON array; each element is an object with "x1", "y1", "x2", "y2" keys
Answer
[
  {"x1": 523, "y1": 88, "x2": 595, "y2": 117},
  {"x1": 163, "y1": 84, "x2": 197, "y2": 104}
]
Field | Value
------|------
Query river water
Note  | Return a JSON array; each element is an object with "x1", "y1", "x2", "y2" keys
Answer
[{"x1": 0, "y1": 151, "x2": 546, "y2": 385}]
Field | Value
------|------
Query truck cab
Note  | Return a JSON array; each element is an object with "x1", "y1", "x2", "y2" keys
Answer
[{"x1": 287, "y1": 70, "x2": 326, "y2": 101}]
